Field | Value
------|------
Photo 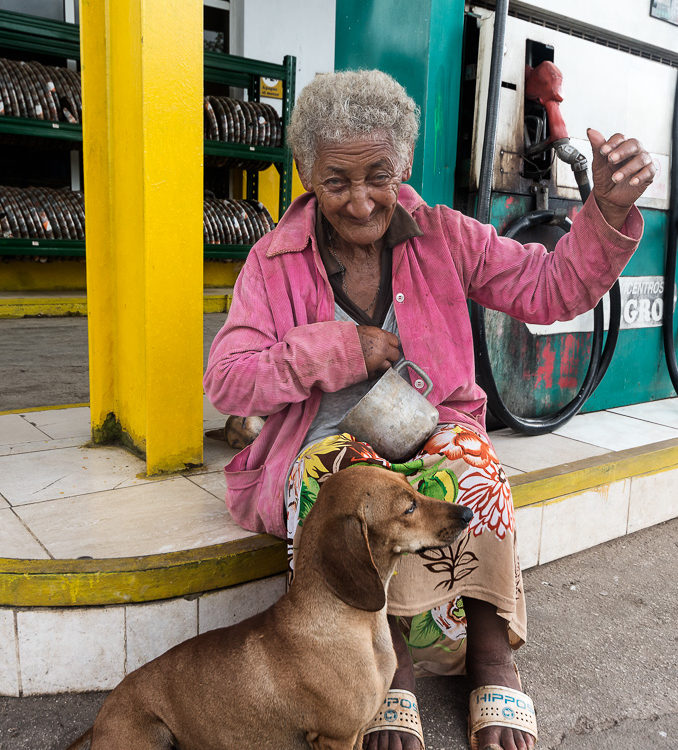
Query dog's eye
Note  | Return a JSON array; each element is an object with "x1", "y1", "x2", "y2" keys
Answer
[{"x1": 403, "y1": 500, "x2": 417, "y2": 515}]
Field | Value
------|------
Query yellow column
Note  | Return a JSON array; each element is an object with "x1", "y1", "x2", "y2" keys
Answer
[{"x1": 80, "y1": 0, "x2": 204, "y2": 473}]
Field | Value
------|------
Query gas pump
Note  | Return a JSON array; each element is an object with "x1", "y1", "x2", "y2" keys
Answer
[
  {"x1": 473, "y1": 57, "x2": 623, "y2": 434},
  {"x1": 464, "y1": 3, "x2": 676, "y2": 431},
  {"x1": 334, "y1": 1, "x2": 677, "y2": 424}
]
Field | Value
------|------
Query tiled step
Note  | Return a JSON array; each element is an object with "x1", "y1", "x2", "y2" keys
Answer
[
  {"x1": 0, "y1": 575, "x2": 287, "y2": 696},
  {"x1": 2, "y1": 400, "x2": 678, "y2": 695}
]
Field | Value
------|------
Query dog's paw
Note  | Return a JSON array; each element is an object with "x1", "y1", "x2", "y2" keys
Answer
[{"x1": 224, "y1": 415, "x2": 265, "y2": 449}]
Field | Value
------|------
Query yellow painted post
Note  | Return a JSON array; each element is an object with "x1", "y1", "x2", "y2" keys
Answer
[{"x1": 80, "y1": 0, "x2": 203, "y2": 473}]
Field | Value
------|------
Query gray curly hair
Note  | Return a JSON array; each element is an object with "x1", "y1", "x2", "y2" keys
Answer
[{"x1": 287, "y1": 69, "x2": 420, "y2": 184}]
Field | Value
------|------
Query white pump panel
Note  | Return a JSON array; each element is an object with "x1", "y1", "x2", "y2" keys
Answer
[{"x1": 470, "y1": 6, "x2": 676, "y2": 209}]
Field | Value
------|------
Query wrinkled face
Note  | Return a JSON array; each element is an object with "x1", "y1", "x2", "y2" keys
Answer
[{"x1": 300, "y1": 138, "x2": 413, "y2": 248}]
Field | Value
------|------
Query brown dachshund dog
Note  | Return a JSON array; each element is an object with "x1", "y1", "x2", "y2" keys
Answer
[{"x1": 67, "y1": 464, "x2": 472, "y2": 750}]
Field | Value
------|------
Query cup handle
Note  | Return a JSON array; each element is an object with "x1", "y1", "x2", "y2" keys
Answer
[{"x1": 394, "y1": 360, "x2": 433, "y2": 397}]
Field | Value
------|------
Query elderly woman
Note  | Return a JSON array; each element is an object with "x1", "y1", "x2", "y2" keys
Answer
[{"x1": 204, "y1": 70, "x2": 653, "y2": 750}]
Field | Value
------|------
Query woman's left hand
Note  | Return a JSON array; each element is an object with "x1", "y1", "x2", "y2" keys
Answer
[{"x1": 587, "y1": 128, "x2": 656, "y2": 230}]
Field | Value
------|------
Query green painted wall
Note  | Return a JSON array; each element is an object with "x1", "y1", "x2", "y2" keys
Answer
[
  {"x1": 584, "y1": 208, "x2": 675, "y2": 412},
  {"x1": 334, "y1": 0, "x2": 465, "y2": 208}
]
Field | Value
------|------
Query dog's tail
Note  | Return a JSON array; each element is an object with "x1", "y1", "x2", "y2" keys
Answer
[{"x1": 65, "y1": 727, "x2": 92, "y2": 750}]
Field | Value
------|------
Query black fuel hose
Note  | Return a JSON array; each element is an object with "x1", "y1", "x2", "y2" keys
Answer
[
  {"x1": 472, "y1": 210, "x2": 606, "y2": 434},
  {"x1": 472, "y1": 200, "x2": 622, "y2": 435},
  {"x1": 662, "y1": 71, "x2": 678, "y2": 392},
  {"x1": 469, "y1": 0, "x2": 619, "y2": 434},
  {"x1": 502, "y1": 210, "x2": 621, "y2": 389},
  {"x1": 549, "y1": 146, "x2": 623, "y2": 391},
  {"x1": 475, "y1": 0, "x2": 509, "y2": 226}
]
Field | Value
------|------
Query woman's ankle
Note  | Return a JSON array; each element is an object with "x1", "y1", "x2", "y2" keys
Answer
[
  {"x1": 388, "y1": 615, "x2": 416, "y2": 692},
  {"x1": 463, "y1": 597, "x2": 516, "y2": 686}
]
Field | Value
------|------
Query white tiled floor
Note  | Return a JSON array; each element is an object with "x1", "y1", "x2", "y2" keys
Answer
[
  {"x1": 21, "y1": 406, "x2": 91, "y2": 440},
  {"x1": 609, "y1": 397, "x2": 678, "y2": 429},
  {"x1": 0, "y1": 444, "x2": 152, "y2": 506},
  {"x1": 0, "y1": 414, "x2": 48, "y2": 446},
  {"x1": 1, "y1": 396, "x2": 678, "y2": 562},
  {"x1": 0, "y1": 397, "x2": 238, "y2": 560},
  {"x1": 14, "y1": 477, "x2": 250, "y2": 558},
  {"x1": 0, "y1": 507, "x2": 50, "y2": 558},
  {"x1": 553, "y1": 408, "x2": 678, "y2": 451},
  {"x1": 490, "y1": 430, "x2": 610, "y2": 474}
]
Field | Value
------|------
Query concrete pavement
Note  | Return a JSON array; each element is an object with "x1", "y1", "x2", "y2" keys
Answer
[
  {"x1": 1, "y1": 517, "x2": 676, "y2": 750},
  {"x1": 0, "y1": 315, "x2": 226, "y2": 412}
]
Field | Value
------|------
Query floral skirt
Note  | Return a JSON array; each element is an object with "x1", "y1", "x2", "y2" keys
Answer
[{"x1": 285, "y1": 424, "x2": 527, "y2": 676}]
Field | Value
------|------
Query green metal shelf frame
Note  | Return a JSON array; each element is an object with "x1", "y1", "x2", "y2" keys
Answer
[
  {"x1": 0, "y1": 9, "x2": 80, "y2": 60},
  {"x1": 0, "y1": 118, "x2": 282, "y2": 159},
  {"x1": 204, "y1": 141, "x2": 284, "y2": 163},
  {"x1": 203, "y1": 244, "x2": 251, "y2": 259},
  {"x1": 0, "y1": 238, "x2": 85, "y2": 257},
  {"x1": 0, "y1": 239, "x2": 255, "y2": 260},
  {"x1": 0, "y1": 11, "x2": 296, "y2": 261},
  {"x1": 0, "y1": 115, "x2": 82, "y2": 142}
]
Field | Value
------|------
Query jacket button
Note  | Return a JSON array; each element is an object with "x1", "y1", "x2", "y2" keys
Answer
[
  {"x1": 414, "y1": 378, "x2": 425, "y2": 389},
  {"x1": 395, "y1": 292, "x2": 405, "y2": 302}
]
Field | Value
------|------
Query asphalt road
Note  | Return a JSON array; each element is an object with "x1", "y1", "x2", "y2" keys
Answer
[
  {"x1": 1, "y1": 518, "x2": 676, "y2": 750},
  {"x1": 0, "y1": 314, "x2": 226, "y2": 412}
]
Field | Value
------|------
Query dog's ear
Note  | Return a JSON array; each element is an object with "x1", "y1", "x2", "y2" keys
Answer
[{"x1": 319, "y1": 514, "x2": 386, "y2": 612}]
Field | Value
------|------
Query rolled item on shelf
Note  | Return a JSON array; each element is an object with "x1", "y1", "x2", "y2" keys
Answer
[
  {"x1": 0, "y1": 186, "x2": 84, "y2": 240},
  {"x1": 0, "y1": 187, "x2": 274, "y2": 247},
  {"x1": 203, "y1": 95, "x2": 282, "y2": 148},
  {"x1": 0, "y1": 58, "x2": 82, "y2": 123},
  {"x1": 203, "y1": 197, "x2": 275, "y2": 245}
]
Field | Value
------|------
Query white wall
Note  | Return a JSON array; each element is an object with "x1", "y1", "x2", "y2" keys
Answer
[
  {"x1": 515, "y1": 0, "x2": 678, "y2": 54},
  {"x1": 230, "y1": 0, "x2": 336, "y2": 101}
]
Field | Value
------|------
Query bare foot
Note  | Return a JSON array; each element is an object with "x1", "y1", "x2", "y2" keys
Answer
[
  {"x1": 465, "y1": 598, "x2": 536, "y2": 750},
  {"x1": 363, "y1": 616, "x2": 423, "y2": 750}
]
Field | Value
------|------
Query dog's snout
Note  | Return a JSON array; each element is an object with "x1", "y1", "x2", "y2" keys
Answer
[{"x1": 459, "y1": 506, "x2": 473, "y2": 525}]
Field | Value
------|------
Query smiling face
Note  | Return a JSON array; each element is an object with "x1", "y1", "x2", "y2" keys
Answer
[{"x1": 300, "y1": 138, "x2": 413, "y2": 248}]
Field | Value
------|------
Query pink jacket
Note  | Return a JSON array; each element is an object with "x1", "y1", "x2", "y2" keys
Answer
[{"x1": 204, "y1": 185, "x2": 642, "y2": 538}]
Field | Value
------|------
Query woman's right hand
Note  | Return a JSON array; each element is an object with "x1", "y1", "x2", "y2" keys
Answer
[{"x1": 357, "y1": 326, "x2": 401, "y2": 377}]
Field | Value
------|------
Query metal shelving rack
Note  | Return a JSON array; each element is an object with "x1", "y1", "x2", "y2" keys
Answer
[
  {"x1": 0, "y1": 9, "x2": 296, "y2": 260},
  {"x1": 203, "y1": 50, "x2": 296, "y2": 258},
  {"x1": 0, "y1": 9, "x2": 83, "y2": 257}
]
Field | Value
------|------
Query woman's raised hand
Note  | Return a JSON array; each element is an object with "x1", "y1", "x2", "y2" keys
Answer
[
  {"x1": 357, "y1": 326, "x2": 401, "y2": 377},
  {"x1": 587, "y1": 128, "x2": 656, "y2": 230}
]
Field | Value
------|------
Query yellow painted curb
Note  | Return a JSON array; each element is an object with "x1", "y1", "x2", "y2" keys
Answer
[
  {"x1": 0, "y1": 403, "x2": 89, "y2": 416},
  {"x1": 0, "y1": 535, "x2": 287, "y2": 607},
  {"x1": 0, "y1": 297, "x2": 87, "y2": 318},
  {"x1": 2, "y1": 434, "x2": 677, "y2": 608},
  {"x1": 203, "y1": 292, "x2": 233, "y2": 314},
  {"x1": 511, "y1": 437, "x2": 678, "y2": 508},
  {"x1": 0, "y1": 293, "x2": 232, "y2": 317}
]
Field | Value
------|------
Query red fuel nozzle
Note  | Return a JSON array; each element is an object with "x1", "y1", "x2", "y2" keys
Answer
[{"x1": 525, "y1": 61, "x2": 569, "y2": 144}]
